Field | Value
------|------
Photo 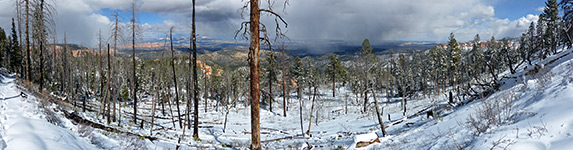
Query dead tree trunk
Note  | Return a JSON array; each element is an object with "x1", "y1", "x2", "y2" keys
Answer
[
  {"x1": 298, "y1": 89, "x2": 304, "y2": 136},
  {"x1": 106, "y1": 43, "x2": 112, "y2": 124},
  {"x1": 131, "y1": 3, "x2": 138, "y2": 125},
  {"x1": 332, "y1": 61, "x2": 336, "y2": 97},
  {"x1": 39, "y1": 0, "x2": 45, "y2": 93},
  {"x1": 363, "y1": 90, "x2": 369, "y2": 113},
  {"x1": 169, "y1": 28, "x2": 183, "y2": 128},
  {"x1": 372, "y1": 90, "x2": 386, "y2": 137},
  {"x1": 191, "y1": 0, "x2": 200, "y2": 139},
  {"x1": 249, "y1": 0, "x2": 262, "y2": 148},
  {"x1": 25, "y1": 0, "x2": 30, "y2": 82},
  {"x1": 282, "y1": 46, "x2": 287, "y2": 117},
  {"x1": 167, "y1": 85, "x2": 176, "y2": 128},
  {"x1": 306, "y1": 86, "x2": 317, "y2": 136},
  {"x1": 151, "y1": 73, "x2": 157, "y2": 135}
]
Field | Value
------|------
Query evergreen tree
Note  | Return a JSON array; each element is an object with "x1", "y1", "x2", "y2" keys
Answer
[
  {"x1": 446, "y1": 33, "x2": 461, "y2": 103},
  {"x1": 469, "y1": 34, "x2": 484, "y2": 82},
  {"x1": 291, "y1": 57, "x2": 304, "y2": 99},
  {"x1": 537, "y1": 16, "x2": 548, "y2": 58},
  {"x1": 264, "y1": 52, "x2": 279, "y2": 112},
  {"x1": 361, "y1": 39, "x2": 377, "y2": 113},
  {"x1": 0, "y1": 27, "x2": 6, "y2": 68},
  {"x1": 561, "y1": 0, "x2": 573, "y2": 47},
  {"x1": 327, "y1": 54, "x2": 346, "y2": 97},
  {"x1": 9, "y1": 18, "x2": 22, "y2": 73},
  {"x1": 524, "y1": 22, "x2": 536, "y2": 64},
  {"x1": 486, "y1": 36, "x2": 500, "y2": 83},
  {"x1": 543, "y1": 0, "x2": 560, "y2": 55}
]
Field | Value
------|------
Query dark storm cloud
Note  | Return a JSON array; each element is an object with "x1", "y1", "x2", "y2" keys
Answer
[{"x1": 0, "y1": 0, "x2": 539, "y2": 46}]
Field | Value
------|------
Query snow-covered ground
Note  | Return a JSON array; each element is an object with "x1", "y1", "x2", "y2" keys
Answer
[
  {"x1": 0, "y1": 73, "x2": 97, "y2": 150},
  {"x1": 2, "y1": 48, "x2": 573, "y2": 150},
  {"x1": 370, "y1": 47, "x2": 573, "y2": 149}
]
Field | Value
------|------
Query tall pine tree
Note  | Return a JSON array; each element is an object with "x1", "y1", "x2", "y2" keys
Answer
[
  {"x1": 0, "y1": 27, "x2": 6, "y2": 68},
  {"x1": 9, "y1": 18, "x2": 22, "y2": 73},
  {"x1": 542, "y1": 0, "x2": 560, "y2": 56}
]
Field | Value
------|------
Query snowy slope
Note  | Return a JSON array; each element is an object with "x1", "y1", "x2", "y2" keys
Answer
[
  {"x1": 0, "y1": 73, "x2": 98, "y2": 150},
  {"x1": 368, "y1": 48, "x2": 573, "y2": 149}
]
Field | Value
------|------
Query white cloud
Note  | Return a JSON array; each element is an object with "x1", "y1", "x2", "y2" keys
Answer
[
  {"x1": 536, "y1": 6, "x2": 545, "y2": 12},
  {"x1": 0, "y1": 0, "x2": 543, "y2": 46}
]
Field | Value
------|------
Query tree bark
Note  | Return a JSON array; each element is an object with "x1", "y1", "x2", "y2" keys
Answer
[
  {"x1": 332, "y1": 61, "x2": 336, "y2": 97},
  {"x1": 39, "y1": 0, "x2": 45, "y2": 92},
  {"x1": 372, "y1": 90, "x2": 386, "y2": 137},
  {"x1": 169, "y1": 28, "x2": 183, "y2": 128},
  {"x1": 363, "y1": 90, "x2": 368, "y2": 113},
  {"x1": 131, "y1": 3, "x2": 138, "y2": 125},
  {"x1": 25, "y1": 0, "x2": 30, "y2": 82},
  {"x1": 192, "y1": 0, "x2": 200, "y2": 139},
  {"x1": 282, "y1": 47, "x2": 287, "y2": 117},
  {"x1": 306, "y1": 86, "x2": 317, "y2": 136},
  {"x1": 106, "y1": 43, "x2": 112, "y2": 124},
  {"x1": 249, "y1": 0, "x2": 262, "y2": 148}
]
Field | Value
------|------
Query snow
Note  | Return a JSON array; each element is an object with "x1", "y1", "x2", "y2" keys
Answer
[
  {"x1": 0, "y1": 73, "x2": 97, "y2": 150},
  {"x1": 369, "y1": 47, "x2": 573, "y2": 149},
  {"x1": 2, "y1": 48, "x2": 573, "y2": 149}
]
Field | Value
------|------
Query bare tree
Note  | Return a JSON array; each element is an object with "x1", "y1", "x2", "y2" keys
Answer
[
  {"x1": 110, "y1": 11, "x2": 122, "y2": 123},
  {"x1": 237, "y1": 0, "x2": 288, "y2": 148},
  {"x1": 281, "y1": 44, "x2": 287, "y2": 117},
  {"x1": 25, "y1": 0, "x2": 30, "y2": 82},
  {"x1": 191, "y1": 0, "x2": 200, "y2": 139},
  {"x1": 130, "y1": 0, "x2": 139, "y2": 125},
  {"x1": 38, "y1": 0, "x2": 45, "y2": 92},
  {"x1": 169, "y1": 27, "x2": 183, "y2": 128}
]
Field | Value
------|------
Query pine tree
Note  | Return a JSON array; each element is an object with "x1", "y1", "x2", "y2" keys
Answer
[
  {"x1": 524, "y1": 22, "x2": 536, "y2": 64},
  {"x1": 9, "y1": 18, "x2": 22, "y2": 73},
  {"x1": 361, "y1": 39, "x2": 376, "y2": 113},
  {"x1": 469, "y1": 34, "x2": 484, "y2": 81},
  {"x1": 486, "y1": 36, "x2": 500, "y2": 83},
  {"x1": 561, "y1": 0, "x2": 573, "y2": 47},
  {"x1": 446, "y1": 33, "x2": 461, "y2": 103},
  {"x1": 536, "y1": 16, "x2": 547, "y2": 58},
  {"x1": 543, "y1": 0, "x2": 560, "y2": 55},
  {"x1": 291, "y1": 56, "x2": 304, "y2": 100},
  {"x1": 328, "y1": 54, "x2": 346, "y2": 97},
  {"x1": 265, "y1": 52, "x2": 278, "y2": 112},
  {"x1": 0, "y1": 27, "x2": 6, "y2": 68}
]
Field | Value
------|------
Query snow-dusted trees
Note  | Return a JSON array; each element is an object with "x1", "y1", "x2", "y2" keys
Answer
[
  {"x1": 360, "y1": 39, "x2": 376, "y2": 113},
  {"x1": 328, "y1": 54, "x2": 346, "y2": 97},
  {"x1": 485, "y1": 36, "x2": 501, "y2": 83},
  {"x1": 521, "y1": 23, "x2": 536, "y2": 65},
  {"x1": 264, "y1": 52, "x2": 279, "y2": 112},
  {"x1": 561, "y1": 0, "x2": 573, "y2": 47},
  {"x1": 291, "y1": 57, "x2": 304, "y2": 100},
  {"x1": 469, "y1": 34, "x2": 485, "y2": 84},
  {"x1": 446, "y1": 33, "x2": 461, "y2": 104},
  {"x1": 543, "y1": 0, "x2": 560, "y2": 56},
  {"x1": 501, "y1": 38, "x2": 517, "y2": 74}
]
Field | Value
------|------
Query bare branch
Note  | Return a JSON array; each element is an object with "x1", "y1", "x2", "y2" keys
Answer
[
  {"x1": 259, "y1": 9, "x2": 288, "y2": 28},
  {"x1": 234, "y1": 21, "x2": 250, "y2": 40}
]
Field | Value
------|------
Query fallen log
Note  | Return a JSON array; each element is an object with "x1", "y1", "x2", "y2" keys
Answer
[{"x1": 63, "y1": 111, "x2": 158, "y2": 141}]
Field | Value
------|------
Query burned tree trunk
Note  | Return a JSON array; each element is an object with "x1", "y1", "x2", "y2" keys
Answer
[
  {"x1": 192, "y1": 0, "x2": 200, "y2": 139},
  {"x1": 249, "y1": 0, "x2": 262, "y2": 148},
  {"x1": 169, "y1": 27, "x2": 183, "y2": 128},
  {"x1": 372, "y1": 90, "x2": 386, "y2": 137}
]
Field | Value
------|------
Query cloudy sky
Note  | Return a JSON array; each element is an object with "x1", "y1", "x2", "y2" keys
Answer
[{"x1": 0, "y1": 0, "x2": 545, "y2": 47}]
